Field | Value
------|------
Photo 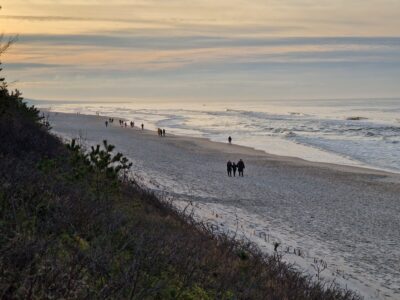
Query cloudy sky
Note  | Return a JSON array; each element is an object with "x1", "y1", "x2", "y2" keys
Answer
[{"x1": 1, "y1": 0, "x2": 400, "y2": 102}]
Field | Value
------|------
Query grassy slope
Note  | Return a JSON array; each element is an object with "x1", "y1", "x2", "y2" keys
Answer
[{"x1": 0, "y1": 81, "x2": 361, "y2": 300}]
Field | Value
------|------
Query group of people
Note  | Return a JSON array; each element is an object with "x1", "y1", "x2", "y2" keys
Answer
[
  {"x1": 226, "y1": 136, "x2": 246, "y2": 176},
  {"x1": 157, "y1": 128, "x2": 166, "y2": 136},
  {"x1": 105, "y1": 118, "x2": 144, "y2": 130},
  {"x1": 118, "y1": 119, "x2": 133, "y2": 128},
  {"x1": 104, "y1": 118, "x2": 114, "y2": 127},
  {"x1": 227, "y1": 159, "x2": 245, "y2": 177}
]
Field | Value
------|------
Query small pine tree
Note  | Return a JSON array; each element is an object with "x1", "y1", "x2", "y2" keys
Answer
[{"x1": 67, "y1": 139, "x2": 133, "y2": 200}]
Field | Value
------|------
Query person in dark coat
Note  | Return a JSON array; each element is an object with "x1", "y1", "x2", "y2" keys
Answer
[
  {"x1": 228, "y1": 136, "x2": 232, "y2": 144},
  {"x1": 232, "y1": 162, "x2": 237, "y2": 177},
  {"x1": 105, "y1": 120, "x2": 108, "y2": 127},
  {"x1": 237, "y1": 159, "x2": 245, "y2": 177},
  {"x1": 227, "y1": 160, "x2": 233, "y2": 177}
]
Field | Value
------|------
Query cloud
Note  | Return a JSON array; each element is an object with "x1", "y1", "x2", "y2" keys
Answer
[
  {"x1": 3, "y1": 62, "x2": 64, "y2": 70},
  {"x1": 17, "y1": 34, "x2": 400, "y2": 50},
  {"x1": 9, "y1": 34, "x2": 400, "y2": 71},
  {"x1": 0, "y1": 14, "x2": 172, "y2": 27},
  {"x1": 2, "y1": 0, "x2": 400, "y2": 100},
  {"x1": 5, "y1": 36, "x2": 400, "y2": 77},
  {"x1": 2, "y1": 0, "x2": 400, "y2": 37}
]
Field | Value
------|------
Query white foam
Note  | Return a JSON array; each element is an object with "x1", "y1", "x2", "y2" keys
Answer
[{"x1": 36, "y1": 99, "x2": 400, "y2": 173}]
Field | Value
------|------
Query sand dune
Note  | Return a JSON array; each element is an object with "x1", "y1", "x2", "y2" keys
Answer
[{"x1": 50, "y1": 112, "x2": 400, "y2": 300}]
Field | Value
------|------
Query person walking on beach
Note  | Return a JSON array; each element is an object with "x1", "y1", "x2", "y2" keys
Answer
[
  {"x1": 232, "y1": 162, "x2": 237, "y2": 177},
  {"x1": 162, "y1": 129, "x2": 166, "y2": 136},
  {"x1": 105, "y1": 120, "x2": 108, "y2": 127},
  {"x1": 228, "y1": 136, "x2": 232, "y2": 144},
  {"x1": 141, "y1": 123, "x2": 144, "y2": 130},
  {"x1": 227, "y1": 160, "x2": 233, "y2": 177},
  {"x1": 237, "y1": 159, "x2": 245, "y2": 177}
]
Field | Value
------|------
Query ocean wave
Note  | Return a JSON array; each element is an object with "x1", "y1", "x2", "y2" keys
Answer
[
  {"x1": 35, "y1": 99, "x2": 400, "y2": 172},
  {"x1": 285, "y1": 131, "x2": 297, "y2": 138},
  {"x1": 346, "y1": 116, "x2": 368, "y2": 121}
]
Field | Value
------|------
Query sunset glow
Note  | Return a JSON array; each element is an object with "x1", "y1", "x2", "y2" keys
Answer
[{"x1": 1, "y1": 0, "x2": 400, "y2": 101}]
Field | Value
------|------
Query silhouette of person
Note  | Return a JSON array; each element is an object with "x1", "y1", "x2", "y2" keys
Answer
[
  {"x1": 162, "y1": 129, "x2": 166, "y2": 136},
  {"x1": 228, "y1": 136, "x2": 232, "y2": 144},
  {"x1": 227, "y1": 160, "x2": 233, "y2": 177},
  {"x1": 237, "y1": 159, "x2": 245, "y2": 177},
  {"x1": 105, "y1": 120, "x2": 108, "y2": 127},
  {"x1": 130, "y1": 121, "x2": 133, "y2": 128},
  {"x1": 232, "y1": 162, "x2": 237, "y2": 177},
  {"x1": 141, "y1": 123, "x2": 144, "y2": 130}
]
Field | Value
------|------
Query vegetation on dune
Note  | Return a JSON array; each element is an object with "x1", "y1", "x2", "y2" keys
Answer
[{"x1": 0, "y1": 43, "x2": 361, "y2": 299}]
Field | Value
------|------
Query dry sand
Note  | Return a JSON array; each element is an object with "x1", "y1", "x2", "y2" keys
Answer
[{"x1": 50, "y1": 112, "x2": 400, "y2": 299}]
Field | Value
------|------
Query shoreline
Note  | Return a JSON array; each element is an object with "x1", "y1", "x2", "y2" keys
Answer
[
  {"x1": 49, "y1": 111, "x2": 400, "y2": 299},
  {"x1": 167, "y1": 131, "x2": 400, "y2": 179},
  {"x1": 50, "y1": 110, "x2": 400, "y2": 180},
  {"x1": 37, "y1": 100, "x2": 400, "y2": 176}
]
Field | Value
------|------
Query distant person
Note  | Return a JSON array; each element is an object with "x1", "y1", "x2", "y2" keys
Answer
[
  {"x1": 141, "y1": 123, "x2": 144, "y2": 130},
  {"x1": 162, "y1": 129, "x2": 166, "y2": 136},
  {"x1": 228, "y1": 136, "x2": 232, "y2": 144},
  {"x1": 157, "y1": 128, "x2": 162, "y2": 136},
  {"x1": 232, "y1": 162, "x2": 237, "y2": 177},
  {"x1": 105, "y1": 120, "x2": 108, "y2": 127},
  {"x1": 227, "y1": 160, "x2": 233, "y2": 177},
  {"x1": 237, "y1": 159, "x2": 245, "y2": 177},
  {"x1": 124, "y1": 122, "x2": 127, "y2": 128},
  {"x1": 130, "y1": 121, "x2": 134, "y2": 128}
]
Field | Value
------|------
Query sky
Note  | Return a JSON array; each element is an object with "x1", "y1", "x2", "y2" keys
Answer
[{"x1": 0, "y1": 0, "x2": 400, "y2": 102}]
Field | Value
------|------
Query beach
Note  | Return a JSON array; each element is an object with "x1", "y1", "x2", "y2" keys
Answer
[{"x1": 50, "y1": 112, "x2": 400, "y2": 299}]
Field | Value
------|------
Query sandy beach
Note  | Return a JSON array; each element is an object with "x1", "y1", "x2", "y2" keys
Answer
[{"x1": 50, "y1": 112, "x2": 400, "y2": 299}]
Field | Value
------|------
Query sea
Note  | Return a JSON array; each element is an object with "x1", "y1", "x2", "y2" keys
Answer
[{"x1": 31, "y1": 98, "x2": 400, "y2": 173}]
